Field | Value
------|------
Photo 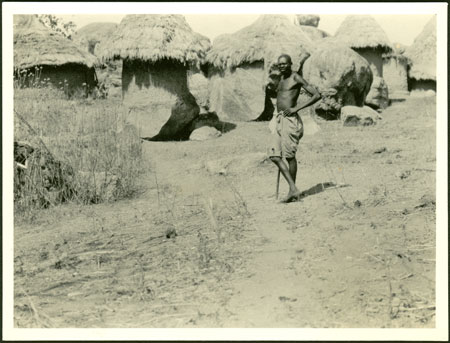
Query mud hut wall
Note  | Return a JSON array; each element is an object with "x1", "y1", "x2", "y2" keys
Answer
[
  {"x1": 355, "y1": 48, "x2": 383, "y2": 77},
  {"x1": 122, "y1": 59, "x2": 190, "y2": 104},
  {"x1": 208, "y1": 61, "x2": 266, "y2": 121},
  {"x1": 408, "y1": 79, "x2": 436, "y2": 92},
  {"x1": 383, "y1": 57, "x2": 408, "y2": 93},
  {"x1": 96, "y1": 60, "x2": 123, "y2": 93},
  {"x1": 121, "y1": 59, "x2": 200, "y2": 139},
  {"x1": 21, "y1": 63, "x2": 96, "y2": 96}
]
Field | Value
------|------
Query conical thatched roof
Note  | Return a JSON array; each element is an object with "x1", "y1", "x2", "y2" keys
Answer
[
  {"x1": 334, "y1": 15, "x2": 392, "y2": 52},
  {"x1": 73, "y1": 22, "x2": 118, "y2": 54},
  {"x1": 405, "y1": 16, "x2": 436, "y2": 81},
  {"x1": 206, "y1": 14, "x2": 313, "y2": 70},
  {"x1": 96, "y1": 14, "x2": 210, "y2": 66},
  {"x1": 14, "y1": 15, "x2": 97, "y2": 70}
]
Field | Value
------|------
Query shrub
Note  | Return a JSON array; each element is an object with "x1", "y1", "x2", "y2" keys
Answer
[{"x1": 14, "y1": 87, "x2": 144, "y2": 213}]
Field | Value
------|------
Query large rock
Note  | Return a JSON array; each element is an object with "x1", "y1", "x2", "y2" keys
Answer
[
  {"x1": 410, "y1": 89, "x2": 436, "y2": 98},
  {"x1": 341, "y1": 106, "x2": 381, "y2": 126},
  {"x1": 187, "y1": 111, "x2": 220, "y2": 132},
  {"x1": 188, "y1": 72, "x2": 209, "y2": 112},
  {"x1": 366, "y1": 76, "x2": 389, "y2": 109},
  {"x1": 296, "y1": 14, "x2": 320, "y2": 27},
  {"x1": 207, "y1": 63, "x2": 267, "y2": 122},
  {"x1": 300, "y1": 26, "x2": 329, "y2": 41},
  {"x1": 189, "y1": 126, "x2": 222, "y2": 141},
  {"x1": 303, "y1": 45, "x2": 373, "y2": 120}
]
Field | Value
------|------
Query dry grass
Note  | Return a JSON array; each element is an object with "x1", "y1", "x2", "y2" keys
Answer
[
  {"x1": 14, "y1": 86, "x2": 144, "y2": 216},
  {"x1": 14, "y1": 175, "x2": 255, "y2": 327}
]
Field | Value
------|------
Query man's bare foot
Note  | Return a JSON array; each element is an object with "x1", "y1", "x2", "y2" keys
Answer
[{"x1": 280, "y1": 190, "x2": 301, "y2": 203}]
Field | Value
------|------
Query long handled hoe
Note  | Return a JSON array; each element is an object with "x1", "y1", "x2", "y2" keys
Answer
[{"x1": 276, "y1": 168, "x2": 281, "y2": 200}]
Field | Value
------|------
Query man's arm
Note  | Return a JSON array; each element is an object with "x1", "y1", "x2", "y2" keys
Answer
[{"x1": 282, "y1": 74, "x2": 321, "y2": 116}]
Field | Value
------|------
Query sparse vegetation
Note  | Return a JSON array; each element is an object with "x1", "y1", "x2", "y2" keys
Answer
[{"x1": 14, "y1": 87, "x2": 144, "y2": 215}]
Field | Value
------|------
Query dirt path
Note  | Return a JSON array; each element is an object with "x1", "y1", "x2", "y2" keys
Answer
[
  {"x1": 14, "y1": 98, "x2": 436, "y2": 328},
  {"x1": 147, "y1": 152, "x2": 332, "y2": 327},
  {"x1": 143, "y1": 98, "x2": 436, "y2": 327}
]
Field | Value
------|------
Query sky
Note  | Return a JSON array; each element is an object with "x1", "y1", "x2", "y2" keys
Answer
[{"x1": 58, "y1": 14, "x2": 435, "y2": 46}]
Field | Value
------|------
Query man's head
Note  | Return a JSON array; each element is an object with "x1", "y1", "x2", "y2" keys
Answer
[{"x1": 277, "y1": 54, "x2": 292, "y2": 75}]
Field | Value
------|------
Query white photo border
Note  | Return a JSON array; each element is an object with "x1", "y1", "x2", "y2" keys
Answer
[{"x1": 2, "y1": 2, "x2": 448, "y2": 341}]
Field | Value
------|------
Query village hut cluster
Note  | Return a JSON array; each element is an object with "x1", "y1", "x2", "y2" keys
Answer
[{"x1": 14, "y1": 13, "x2": 437, "y2": 140}]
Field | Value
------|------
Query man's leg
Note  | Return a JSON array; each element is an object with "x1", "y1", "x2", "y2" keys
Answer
[
  {"x1": 286, "y1": 157, "x2": 297, "y2": 183},
  {"x1": 270, "y1": 156, "x2": 300, "y2": 201}
]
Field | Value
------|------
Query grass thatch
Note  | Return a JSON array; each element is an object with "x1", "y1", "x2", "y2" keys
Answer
[
  {"x1": 334, "y1": 15, "x2": 392, "y2": 52},
  {"x1": 14, "y1": 15, "x2": 97, "y2": 70},
  {"x1": 405, "y1": 16, "x2": 436, "y2": 81},
  {"x1": 73, "y1": 22, "x2": 118, "y2": 55},
  {"x1": 206, "y1": 14, "x2": 313, "y2": 70},
  {"x1": 96, "y1": 15, "x2": 210, "y2": 67}
]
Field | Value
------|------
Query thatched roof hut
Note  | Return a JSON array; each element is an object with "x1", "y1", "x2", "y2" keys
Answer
[
  {"x1": 97, "y1": 14, "x2": 211, "y2": 140},
  {"x1": 404, "y1": 16, "x2": 436, "y2": 95},
  {"x1": 205, "y1": 15, "x2": 314, "y2": 121},
  {"x1": 14, "y1": 15, "x2": 97, "y2": 96},
  {"x1": 74, "y1": 22, "x2": 118, "y2": 55},
  {"x1": 382, "y1": 43, "x2": 411, "y2": 100},
  {"x1": 333, "y1": 15, "x2": 392, "y2": 77}
]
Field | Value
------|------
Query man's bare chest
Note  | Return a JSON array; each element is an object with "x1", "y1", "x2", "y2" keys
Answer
[{"x1": 278, "y1": 77, "x2": 301, "y2": 92}]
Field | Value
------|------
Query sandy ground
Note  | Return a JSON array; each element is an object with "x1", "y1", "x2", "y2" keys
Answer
[{"x1": 14, "y1": 97, "x2": 436, "y2": 328}]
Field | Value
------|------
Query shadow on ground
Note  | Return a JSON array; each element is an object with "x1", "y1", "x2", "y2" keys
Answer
[
  {"x1": 298, "y1": 182, "x2": 349, "y2": 200},
  {"x1": 145, "y1": 111, "x2": 237, "y2": 142}
]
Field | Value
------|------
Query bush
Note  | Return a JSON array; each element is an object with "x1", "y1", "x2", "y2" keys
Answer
[{"x1": 14, "y1": 87, "x2": 144, "y2": 213}]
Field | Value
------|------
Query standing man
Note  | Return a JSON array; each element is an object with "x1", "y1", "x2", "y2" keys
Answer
[{"x1": 267, "y1": 54, "x2": 321, "y2": 203}]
